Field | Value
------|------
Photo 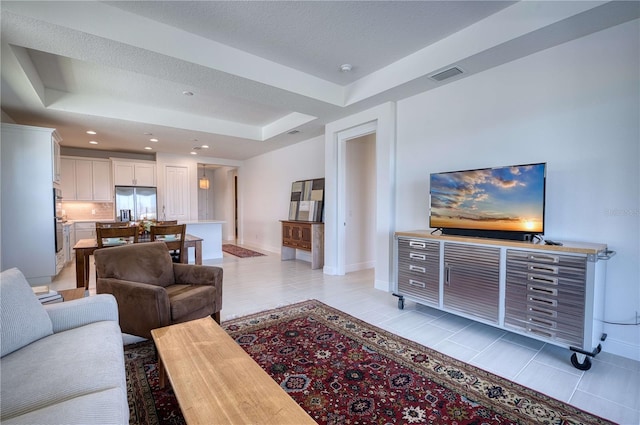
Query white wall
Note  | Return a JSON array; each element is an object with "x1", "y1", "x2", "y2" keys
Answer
[
  {"x1": 239, "y1": 135, "x2": 325, "y2": 252},
  {"x1": 395, "y1": 20, "x2": 639, "y2": 360}
]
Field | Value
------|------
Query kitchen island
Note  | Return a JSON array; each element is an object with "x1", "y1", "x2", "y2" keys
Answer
[{"x1": 180, "y1": 220, "x2": 225, "y2": 262}]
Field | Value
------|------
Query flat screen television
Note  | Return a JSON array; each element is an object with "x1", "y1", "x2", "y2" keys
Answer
[{"x1": 429, "y1": 162, "x2": 546, "y2": 240}]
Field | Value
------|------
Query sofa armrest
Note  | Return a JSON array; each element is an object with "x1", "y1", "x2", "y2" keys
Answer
[
  {"x1": 173, "y1": 264, "x2": 223, "y2": 287},
  {"x1": 44, "y1": 294, "x2": 118, "y2": 333},
  {"x1": 97, "y1": 278, "x2": 171, "y2": 339}
]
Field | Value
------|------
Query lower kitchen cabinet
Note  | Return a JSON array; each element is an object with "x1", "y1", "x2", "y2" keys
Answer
[
  {"x1": 74, "y1": 222, "x2": 96, "y2": 243},
  {"x1": 394, "y1": 231, "x2": 613, "y2": 371}
]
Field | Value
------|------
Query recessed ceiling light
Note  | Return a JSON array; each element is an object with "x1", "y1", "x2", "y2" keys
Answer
[
  {"x1": 182, "y1": 91, "x2": 194, "y2": 96},
  {"x1": 339, "y1": 63, "x2": 352, "y2": 72},
  {"x1": 201, "y1": 145, "x2": 209, "y2": 149},
  {"x1": 144, "y1": 146, "x2": 152, "y2": 150},
  {"x1": 190, "y1": 151, "x2": 197, "y2": 155},
  {"x1": 89, "y1": 141, "x2": 98, "y2": 145},
  {"x1": 86, "y1": 130, "x2": 97, "y2": 135},
  {"x1": 150, "y1": 138, "x2": 158, "y2": 142}
]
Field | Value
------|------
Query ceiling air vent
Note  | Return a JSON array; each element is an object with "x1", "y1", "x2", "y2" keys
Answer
[{"x1": 430, "y1": 67, "x2": 463, "y2": 82}]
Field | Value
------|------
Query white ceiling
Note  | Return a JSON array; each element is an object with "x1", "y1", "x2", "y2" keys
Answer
[{"x1": 1, "y1": 1, "x2": 637, "y2": 160}]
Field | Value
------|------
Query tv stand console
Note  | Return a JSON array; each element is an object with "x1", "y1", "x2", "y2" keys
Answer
[{"x1": 393, "y1": 231, "x2": 614, "y2": 371}]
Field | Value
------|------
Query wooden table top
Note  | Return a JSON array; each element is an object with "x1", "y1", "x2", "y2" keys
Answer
[
  {"x1": 73, "y1": 233, "x2": 202, "y2": 250},
  {"x1": 151, "y1": 316, "x2": 316, "y2": 425}
]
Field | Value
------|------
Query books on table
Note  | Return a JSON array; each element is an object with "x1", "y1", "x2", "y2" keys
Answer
[{"x1": 33, "y1": 287, "x2": 63, "y2": 304}]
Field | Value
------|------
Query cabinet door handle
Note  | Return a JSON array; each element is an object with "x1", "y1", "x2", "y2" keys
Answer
[
  {"x1": 528, "y1": 274, "x2": 558, "y2": 285},
  {"x1": 409, "y1": 252, "x2": 426, "y2": 261},
  {"x1": 528, "y1": 316, "x2": 556, "y2": 328},
  {"x1": 527, "y1": 326, "x2": 555, "y2": 339},
  {"x1": 409, "y1": 240, "x2": 426, "y2": 249},
  {"x1": 528, "y1": 306, "x2": 557, "y2": 318},
  {"x1": 528, "y1": 284, "x2": 557, "y2": 297},
  {"x1": 409, "y1": 279, "x2": 426, "y2": 288},
  {"x1": 528, "y1": 264, "x2": 558, "y2": 274},
  {"x1": 528, "y1": 254, "x2": 559, "y2": 264},
  {"x1": 528, "y1": 295, "x2": 557, "y2": 307},
  {"x1": 445, "y1": 264, "x2": 451, "y2": 285},
  {"x1": 409, "y1": 264, "x2": 426, "y2": 273}
]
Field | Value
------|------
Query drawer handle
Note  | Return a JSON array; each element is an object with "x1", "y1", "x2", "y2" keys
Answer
[
  {"x1": 409, "y1": 279, "x2": 426, "y2": 288},
  {"x1": 409, "y1": 265, "x2": 426, "y2": 273},
  {"x1": 528, "y1": 316, "x2": 556, "y2": 328},
  {"x1": 409, "y1": 240, "x2": 426, "y2": 249},
  {"x1": 527, "y1": 326, "x2": 555, "y2": 339},
  {"x1": 528, "y1": 274, "x2": 558, "y2": 285},
  {"x1": 409, "y1": 252, "x2": 426, "y2": 261},
  {"x1": 528, "y1": 284, "x2": 557, "y2": 296},
  {"x1": 528, "y1": 296, "x2": 557, "y2": 307},
  {"x1": 528, "y1": 254, "x2": 559, "y2": 264},
  {"x1": 528, "y1": 264, "x2": 558, "y2": 274},
  {"x1": 528, "y1": 306, "x2": 557, "y2": 318}
]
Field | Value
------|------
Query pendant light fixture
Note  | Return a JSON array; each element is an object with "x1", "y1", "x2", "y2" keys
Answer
[{"x1": 199, "y1": 165, "x2": 209, "y2": 190}]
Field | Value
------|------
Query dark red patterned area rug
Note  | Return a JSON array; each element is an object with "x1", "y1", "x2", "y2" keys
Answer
[
  {"x1": 125, "y1": 300, "x2": 614, "y2": 425},
  {"x1": 221, "y1": 243, "x2": 265, "y2": 258}
]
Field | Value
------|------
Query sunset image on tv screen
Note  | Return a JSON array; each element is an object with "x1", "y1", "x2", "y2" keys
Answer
[{"x1": 430, "y1": 163, "x2": 545, "y2": 233}]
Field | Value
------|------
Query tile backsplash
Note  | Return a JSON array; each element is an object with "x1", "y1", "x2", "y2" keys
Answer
[{"x1": 62, "y1": 202, "x2": 114, "y2": 221}]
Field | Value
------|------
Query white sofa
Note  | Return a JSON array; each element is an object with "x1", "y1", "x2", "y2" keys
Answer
[{"x1": 0, "y1": 268, "x2": 129, "y2": 424}]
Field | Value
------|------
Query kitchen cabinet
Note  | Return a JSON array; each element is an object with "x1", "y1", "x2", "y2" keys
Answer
[
  {"x1": 63, "y1": 223, "x2": 72, "y2": 263},
  {"x1": 1, "y1": 123, "x2": 61, "y2": 284},
  {"x1": 61, "y1": 157, "x2": 112, "y2": 201},
  {"x1": 74, "y1": 222, "x2": 96, "y2": 242},
  {"x1": 112, "y1": 160, "x2": 156, "y2": 186},
  {"x1": 394, "y1": 231, "x2": 613, "y2": 370},
  {"x1": 281, "y1": 220, "x2": 324, "y2": 269}
]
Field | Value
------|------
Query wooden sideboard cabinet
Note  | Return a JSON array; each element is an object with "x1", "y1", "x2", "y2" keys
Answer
[
  {"x1": 281, "y1": 220, "x2": 324, "y2": 269},
  {"x1": 394, "y1": 231, "x2": 614, "y2": 371}
]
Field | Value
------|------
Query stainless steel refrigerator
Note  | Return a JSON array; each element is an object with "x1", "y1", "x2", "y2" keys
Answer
[{"x1": 115, "y1": 186, "x2": 157, "y2": 222}]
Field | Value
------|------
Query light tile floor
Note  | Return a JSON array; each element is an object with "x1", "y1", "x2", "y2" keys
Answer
[{"x1": 51, "y1": 247, "x2": 640, "y2": 424}]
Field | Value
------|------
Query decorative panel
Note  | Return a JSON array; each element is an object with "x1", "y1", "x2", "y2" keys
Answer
[{"x1": 288, "y1": 178, "x2": 324, "y2": 222}]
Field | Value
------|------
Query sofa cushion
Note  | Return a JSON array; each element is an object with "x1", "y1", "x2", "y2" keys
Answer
[
  {"x1": 0, "y1": 320, "x2": 126, "y2": 421},
  {"x1": 0, "y1": 268, "x2": 53, "y2": 357},
  {"x1": 1, "y1": 387, "x2": 128, "y2": 425},
  {"x1": 94, "y1": 241, "x2": 175, "y2": 287},
  {"x1": 166, "y1": 284, "x2": 216, "y2": 321}
]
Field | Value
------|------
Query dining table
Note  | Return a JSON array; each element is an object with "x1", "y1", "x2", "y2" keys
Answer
[{"x1": 72, "y1": 234, "x2": 203, "y2": 289}]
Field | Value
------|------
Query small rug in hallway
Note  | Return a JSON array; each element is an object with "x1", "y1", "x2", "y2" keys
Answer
[
  {"x1": 125, "y1": 300, "x2": 614, "y2": 425},
  {"x1": 221, "y1": 243, "x2": 265, "y2": 258}
]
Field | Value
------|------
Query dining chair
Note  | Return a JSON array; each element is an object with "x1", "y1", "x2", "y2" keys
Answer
[
  {"x1": 96, "y1": 226, "x2": 139, "y2": 248},
  {"x1": 95, "y1": 221, "x2": 131, "y2": 228},
  {"x1": 150, "y1": 224, "x2": 186, "y2": 263},
  {"x1": 156, "y1": 220, "x2": 178, "y2": 225}
]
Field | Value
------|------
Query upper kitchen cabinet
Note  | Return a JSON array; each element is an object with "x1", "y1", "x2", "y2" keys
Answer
[
  {"x1": 112, "y1": 160, "x2": 156, "y2": 187},
  {"x1": 60, "y1": 157, "x2": 112, "y2": 201},
  {"x1": 1, "y1": 123, "x2": 61, "y2": 283}
]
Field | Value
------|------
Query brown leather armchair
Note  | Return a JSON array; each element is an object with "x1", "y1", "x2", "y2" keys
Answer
[{"x1": 94, "y1": 241, "x2": 222, "y2": 339}]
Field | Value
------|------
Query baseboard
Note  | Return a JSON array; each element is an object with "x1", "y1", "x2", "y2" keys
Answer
[
  {"x1": 602, "y1": 337, "x2": 640, "y2": 362},
  {"x1": 345, "y1": 260, "x2": 375, "y2": 273}
]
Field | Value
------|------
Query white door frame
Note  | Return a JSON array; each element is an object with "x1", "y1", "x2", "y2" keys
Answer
[
  {"x1": 336, "y1": 122, "x2": 377, "y2": 275},
  {"x1": 324, "y1": 102, "x2": 396, "y2": 291}
]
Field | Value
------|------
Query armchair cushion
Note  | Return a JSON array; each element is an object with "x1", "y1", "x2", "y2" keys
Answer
[
  {"x1": 0, "y1": 268, "x2": 53, "y2": 357},
  {"x1": 94, "y1": 241, "x2": 175, "y2": 287},
  {"x1": 166, "y1": 284, "x2": 216, "y2": 322}
]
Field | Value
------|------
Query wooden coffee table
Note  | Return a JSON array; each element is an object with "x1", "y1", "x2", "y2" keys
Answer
[
  {"x1": 58, "y1": 288, "x2": 86, "y2": 301},
  {"x1": 151, "y1": 316, "x2": 316, "y2": 425}
]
